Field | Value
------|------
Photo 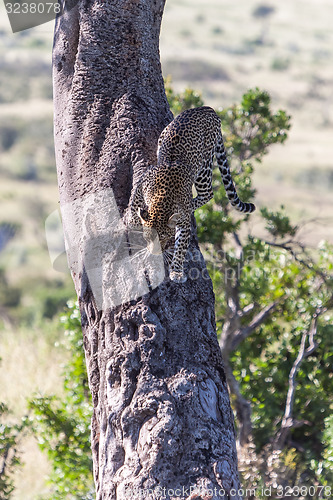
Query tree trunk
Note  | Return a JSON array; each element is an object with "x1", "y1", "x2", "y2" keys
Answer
[{"x1": 53, "y1": 1, "x2": 242, "y2": 499}]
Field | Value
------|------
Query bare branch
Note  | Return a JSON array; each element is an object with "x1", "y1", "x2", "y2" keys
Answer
[
  {"x1": 240, "y1": 302, "x2": 256, "y2": 317},
  {"x1": 221, "y1": 353, "x2": 254, "y2": 447},
  {"x1": 262, "y1": 239, "x2": 329, "y2": 281},
  {"x1": 296, "y1": 216, "x2": 333, "y2": 238},
  {"x1": 229, "y1": 300, "x2": 280, "y2": 352},
  {"x1": 232, "y1": 231, "x2": 243, "y2": 259},
  {"x1": 216, "y1": 303, "x2": 256, "y2": 325},
  {"x1": 274, "y1": 316, "x2": 320, "y2": 449}
]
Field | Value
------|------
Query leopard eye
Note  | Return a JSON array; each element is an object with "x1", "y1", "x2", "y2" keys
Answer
[{"x1": 138, "y1": 207, "x2": 150, "y2": 222}]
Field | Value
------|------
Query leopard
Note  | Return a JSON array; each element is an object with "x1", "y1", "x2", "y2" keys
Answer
[{"x1": 127, "y1": 106, "x2": 255, "y2": 283}]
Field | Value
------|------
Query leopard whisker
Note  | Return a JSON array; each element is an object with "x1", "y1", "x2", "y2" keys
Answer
[
  {"x1": 123, "y1": 243, "x2": 146, "y2": 250},
  {"x1": 126, "y1": 229, "x2": 144, "y2": 235},
  {"x1": 163, "y1": 248, "x2": 174, "y2": 264},
  {"x1": 129, "y1": 248, "x2": 150, "y2": 262}
]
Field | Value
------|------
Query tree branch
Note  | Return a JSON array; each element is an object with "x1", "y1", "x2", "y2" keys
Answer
[
  {"x1": 223, "y1": 356, "x2": 254, "y2": 447},
  {"x1": 263, "y1": 239, "x2": 329, "y2": 282},
  {"x1": 274, "y1": 307, "x2": 328, "y2": 449},
  {"x1": 229, "y1": 300, "x2": 280, "y2": 352}
]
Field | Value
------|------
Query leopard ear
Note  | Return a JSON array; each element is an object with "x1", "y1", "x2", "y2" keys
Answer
[
  {"x1": 138, "y1": 207, "x2": 150, "y2": 223},
  {"x1": 167, "y1": 213, "x2": 180, "y2": 229}
]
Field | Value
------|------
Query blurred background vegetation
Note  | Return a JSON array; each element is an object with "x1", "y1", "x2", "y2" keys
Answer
[{"x1": 0, "y1": 0, "x2": 332, "y2": 498}]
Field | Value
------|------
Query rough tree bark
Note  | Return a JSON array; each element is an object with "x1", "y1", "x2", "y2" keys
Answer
[{"x1": 53, "y1": 1, "x2": 242, "y2": 499}]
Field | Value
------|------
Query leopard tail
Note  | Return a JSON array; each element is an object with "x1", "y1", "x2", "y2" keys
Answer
[{"x1": 215, "y1": 133, "x2": 255, "y2": 213}]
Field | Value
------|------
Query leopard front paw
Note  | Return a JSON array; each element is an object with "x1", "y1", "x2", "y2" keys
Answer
[{"x1": 170, "y1": 270, "x2": 187, "y2": 283}]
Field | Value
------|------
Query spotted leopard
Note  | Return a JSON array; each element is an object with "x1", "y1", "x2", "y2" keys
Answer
[{"x1": 128, "y1": 106, "x2": 255, "y2": 283}]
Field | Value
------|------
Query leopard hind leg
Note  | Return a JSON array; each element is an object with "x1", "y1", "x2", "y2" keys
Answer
[{"x1": 192, "y1": 156, "x2": 214, "y2": 212}]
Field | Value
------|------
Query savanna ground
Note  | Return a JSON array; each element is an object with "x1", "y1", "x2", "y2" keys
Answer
[{"x1": 0, "y1": 0, "x2": 332, "y2": 497}]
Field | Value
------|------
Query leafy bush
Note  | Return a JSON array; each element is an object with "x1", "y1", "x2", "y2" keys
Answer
[
  {"x1": 165, "y1": 76, "x2": 204, "y2": 115},
  {"x1": 29, "y1": 302, "x2": 94, "y2": 499},
  {"x1": 0, "y1": 402, "x2": 28, "y2": 500},
  {"x1": 320, "y1": 414, "x2": 333, "y2": 485}
]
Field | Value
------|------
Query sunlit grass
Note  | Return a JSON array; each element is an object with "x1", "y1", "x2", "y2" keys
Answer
[{"x1": 0, "y1": 322, "x2": 67, "y2": 498}]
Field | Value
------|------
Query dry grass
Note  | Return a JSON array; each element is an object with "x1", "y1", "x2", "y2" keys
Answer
[
  {"x1": 0, "y1": 99, "x2": 53, "y2": 118},
  {"x1": 11, "y1": 437, "x2": 52, "y2": 500},
  {"x1": 0, "y1": 325, "x2": 66, "y2": 499},
  {"x1": 0, "y1": 327, "x2": 64, "y2": 412}
]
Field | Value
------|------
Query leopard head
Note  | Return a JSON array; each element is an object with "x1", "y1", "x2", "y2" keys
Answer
[{"x1": 138, "y1": 207, "x2": 180, "y2": 254}]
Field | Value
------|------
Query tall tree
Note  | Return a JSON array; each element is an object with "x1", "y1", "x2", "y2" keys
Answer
[{"x1": 53, "y1": 1, "x2": 242, "y2": 499}]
